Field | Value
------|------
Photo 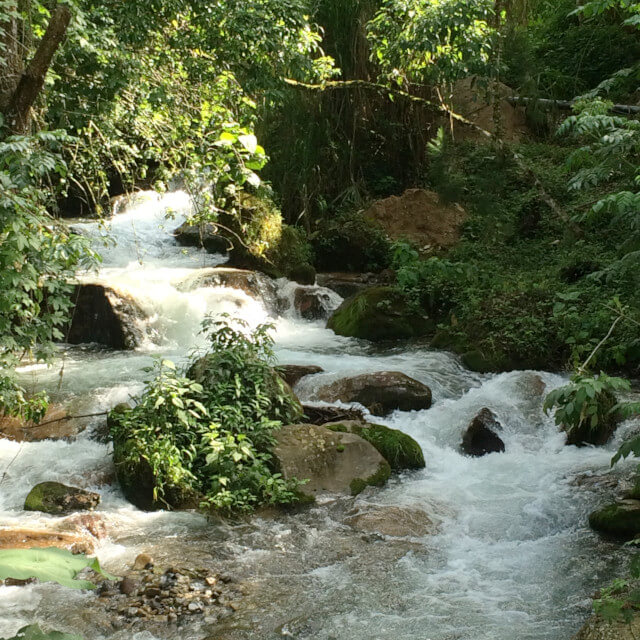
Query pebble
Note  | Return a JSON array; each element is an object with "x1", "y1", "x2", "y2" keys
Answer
[
  {"x1": 133, "y1": 553, "x2": 154, "y2": 570},
  {"x1": 119, "y1": 577, "x2": 138, "y2": 595}
]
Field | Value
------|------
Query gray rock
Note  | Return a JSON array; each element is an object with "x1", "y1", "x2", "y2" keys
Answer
[
  {"x1": 273, "y1": 423, "x2": 391, "y2": 497},
  {"x1": 315, "y1": 371, "x2": 432, "y2": 416}
]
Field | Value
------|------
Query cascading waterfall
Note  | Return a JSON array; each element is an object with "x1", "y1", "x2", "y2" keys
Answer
[{"x1": 0, "y1": 192, "x2": 635, "y2": 640}]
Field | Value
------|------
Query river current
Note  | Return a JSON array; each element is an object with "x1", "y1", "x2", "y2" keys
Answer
[{"x1": 0, "y1": 192, "x2": 634, "y2": 640}]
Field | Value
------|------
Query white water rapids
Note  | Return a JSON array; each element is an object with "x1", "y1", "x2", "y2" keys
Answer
[{"x1": 0, "y1": 191, "x2": 636, "y2": 639}]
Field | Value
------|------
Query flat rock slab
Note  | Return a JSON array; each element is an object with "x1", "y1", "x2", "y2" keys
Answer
[
  {"x1": 315, "y1": 371, "x2": 432, "y2": 416},
  {"x1": 273, "y1": 424, "x2": 390, "y2": 497},
  {"x1": 345, "y1": 505, "x2": 436, "y2": 537}
]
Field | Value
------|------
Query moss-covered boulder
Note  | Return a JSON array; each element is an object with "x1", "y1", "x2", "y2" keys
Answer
[
  {"x1": 24, "y1": 482, "x2": 100, "y2": 515},
  {"x1": 273, "y1": 423, "x2": 391, "y2": 497},
  {"x1": 327, "y1": 286, "x2": 433, "y2": 341},
  {"x1": 589, "y1": 499, "x2": 640, "y2": 539},
  {"x1": 315, "y1": 371, "x2": 432, "y2": 416},
  {"x1": 325, "y1": 420, "x2": 425, "y2": 471},
  {"x1": 572, "y1": 613, "x2": 640, "y2": 640}
]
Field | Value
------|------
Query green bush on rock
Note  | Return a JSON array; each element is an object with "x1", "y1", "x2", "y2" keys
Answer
[
  {"x1": 327, "y1": 287, "x2": 433, "y2": 341},
  {"x1": 109, "y1": 316, "x2": 303, "y2": 514}
]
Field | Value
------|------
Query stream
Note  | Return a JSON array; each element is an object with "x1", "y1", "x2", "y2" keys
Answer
[{"x1": 0, "y1": 191, "x2": 635, "y2": 640}]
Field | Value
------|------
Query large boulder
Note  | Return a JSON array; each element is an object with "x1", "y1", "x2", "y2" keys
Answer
[
  {"x1": 573, "y1": 614, "x2": 640, "y2": 640},
  {"x1": 0, "y1": 405, "x2": 79, "y2": 442},
  {"x1": 589, "y1": 500, "x2": 640, "y2": 540},
  {"x1": 315, "y1": 371, "x2": 432, "y2": 417},
  {"x1": 344, "y1": 505, "x2": 435, "y2": 537},
  {"x1": 174, "y1": 267, "x2": 278, "y2": 307},
  {"x1": 327, "y1": 286, "x2": 433, "y2": 341},
  {"x1": 460, "y1": 408, "x2": 505, "y2": 457},
  {"x1": 173, "y1": 221, "x2": 230, "y2": 254},
  {"x1": 278, "y1": 365, "x2": 324, "y2": 388},
  {"x1": 64, "y1": 283, "x2": 147, "y2": 349},
  {"x1": 363, "y1": 189, "x2": 466, "y2": 250},
  {"x1": 273, "y1": 424, "x2": 391, "y2": 497},
  {"x1": 24, "y1": 482, "x2": 100, "y2": 515},
  {"x1": 325, "y1": 420, "x2": 425, "y2": 471}
]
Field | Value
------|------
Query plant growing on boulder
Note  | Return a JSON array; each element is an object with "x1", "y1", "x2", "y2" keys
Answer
[
  {"x1": 109, "y1": 316, "x2": 303, "y2": 513},
  {"x1": 543, "y1": 372, "x2": 627, "y2": 446}
]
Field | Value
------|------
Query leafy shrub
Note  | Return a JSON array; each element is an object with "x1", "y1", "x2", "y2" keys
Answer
[
  {"x1": 109, "y1": 316, "x2": 303, "y2": 514},
  {"x1": 544, "y1": 372, "x2": 628, "y2": 444}
]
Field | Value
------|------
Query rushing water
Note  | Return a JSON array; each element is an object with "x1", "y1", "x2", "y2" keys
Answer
[{"x1": 0, "y1": 192, "x2": 635, "y2": 640}]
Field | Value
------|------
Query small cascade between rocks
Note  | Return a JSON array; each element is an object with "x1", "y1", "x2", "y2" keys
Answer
[{"x1": 0, "y1": 191, "x2": 636, "y2": 640}]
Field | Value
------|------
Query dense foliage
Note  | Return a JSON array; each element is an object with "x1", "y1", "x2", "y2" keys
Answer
[{"x1": 109, "y1": 317, "x2": 303, "y2": 513}]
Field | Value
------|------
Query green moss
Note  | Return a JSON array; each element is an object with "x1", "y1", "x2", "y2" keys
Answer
[
  {"x1": 589, "y1": 502, "x2": 640, "y2": 539},
  {"x1": 327, "y1": 422, "x2": 425, "y2": 471},
  {"x1": 327, "y1": 286, "x2": 434, "y2": 341},
  {"x1": 2, "y1": 625, "x2": 83, "y2": 640},
  {"x1": 349, "y1": 461, "x2": 391, "y2": 496},
  {"x1": 287, "y1": 262, "x2": 316, "y2": 285}
]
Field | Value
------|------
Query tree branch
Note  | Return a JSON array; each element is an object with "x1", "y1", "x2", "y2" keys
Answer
[{"x1": 5, "y1": 3, "x2": 71, "y2": 132}]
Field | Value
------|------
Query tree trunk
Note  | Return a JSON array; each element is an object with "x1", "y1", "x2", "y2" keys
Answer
[
  {"x1": 0, "y1": 2, "x2": 22, "y2": 113},
  {"x1": 4, "y1": 3, "x2": 70, "y2": 133}
]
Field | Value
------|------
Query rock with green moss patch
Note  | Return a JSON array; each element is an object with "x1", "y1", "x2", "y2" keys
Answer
[
  {"x1": 315, "y1": 371, "x2": 432, "y2": 416},
  {"x1": 327, "y1": 286, "x2": 433, "y2": 341},
  {"x1": 288, "y1": 263, "x2": 316, "y2": 285},
  {"x1": 565, "y1": 389, "x2": 620, "y2": 447},
  {"x1": 273, "y1": 423, "x2": 391, "y2": 498},
  {"x1": 325, "y1": 420, "x2": 425, "y2": 470},
  {"x1": 24, "y1": 482, "x2": 100, "y2": 515},
  {"x1": 589, "y1": 499, "x2": 640, "y2": 539}
]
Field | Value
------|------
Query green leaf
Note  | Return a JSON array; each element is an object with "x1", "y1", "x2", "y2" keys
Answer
[
  {"x1": 1, "y1": 625, "x2": 83, "y2": 640},
  {"x1": 0, "y1": 548, "x2": 116, "y2": 590}
]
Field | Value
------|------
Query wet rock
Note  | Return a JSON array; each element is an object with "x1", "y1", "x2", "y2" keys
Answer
[
  {"x1": 302, "y1": 404, "x2": 366, "y2": 426},
  {"x1": 589, "y1": 500, "x2": 640, "y2": 540},
  {"x1": 573, "y1": 613, "x2": 640, "y2": 639},
  {"x1": 24, "y1": 482, "x2": 100, "y2": 515},
  {"x1": 58, "y1": 514, "x2": 108, "y2": 540},
  {"x1": 292, "y1": 287, "x2": 335, "y2": 320},
  {"x1": 64, "y1": 283, "x2": 147, "y2": 349},
  {"x1": 460, "y1": 408, "x2": 505, "y2": 457},
  {"x1": 0, "y1": 528, "x2": 96, "y2": 554},
  {"x1": 173, "y1": 221, "x2": 230, "y2": 253},
  {"x1": 327, "y1": 286, "x2": 433, "y2": 341},
  {"x1": 174, "y1": 267, "x2": 278, "y2": 306},
  {"x1": 119, "y1": 576, "x2": 139, "y2": 595},
  {"x1": 316, "y1": 272, "x2": 376, "y2": 299},
  {"x1": 0, "y1": 405, "x2": 80, "y2": 442},
  {"x1": 133, "y1": 553, "x2": 154, "y2": 570},
  {"x1": 278, "y1": 365, "x2": 324, "y2": 388},
  {"x1": 324, "y1": 420, "x2": 425, "y2": 470},
  {"x1": 315, "y1": 371, "x2": 432, "y2": 417},
  {"x1": 363, "y1": 188, "x2": 466, "y2": 250},
  {"x1": 273, "y1": 423, "x2": 391, "y2": 497},
  {"x1": 345, "y1": 505, "x2": 436, "y2": 537}
]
